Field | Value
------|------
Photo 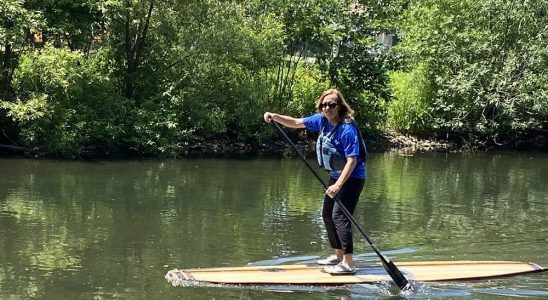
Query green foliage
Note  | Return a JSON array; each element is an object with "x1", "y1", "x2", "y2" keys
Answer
[
  {"x1": 399, "y1": 0, "x2": 548, "y2": 145},
  {"x1": 0, "y1": 0, "x2": 43, "y2": 99},
  {"x1": 287, "y1": 63, "x2": 328, "y2": 117},
  {"x1": 310, "y1": 1, "x2": 397, "y2": 132},
  {"x1": 24, "y1": 0, "x2": 102, "y2": 50},
  {"x1": 123, "y1": 1, "x2": 287, "y2": 155},
  {"x1": 1, "y1": 0, "x2": 546, "y2": 156},
  {"x1": 1, "y1": 46, "x2": 125, "y2": 156},
  {"x1": 387, "y1": 63, "x2": 433, "y2": 133}
]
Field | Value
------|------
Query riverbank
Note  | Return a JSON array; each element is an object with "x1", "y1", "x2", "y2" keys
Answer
[
  {"x1": 180, "y1": 131, "x2": 457, "y2": 157},
  {"x1": 170, "y1": 130, "x2": 546, "y2": 156},
  {"x1": 2, "y1": 130, "x2": 546, "y2": 158}
]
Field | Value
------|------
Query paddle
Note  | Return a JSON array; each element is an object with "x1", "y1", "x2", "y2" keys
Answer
[{"x1": 270, "y1": 120, "x2": 411, "y2": 291}]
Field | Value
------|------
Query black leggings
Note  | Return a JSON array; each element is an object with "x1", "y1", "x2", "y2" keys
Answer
[{"x1": 322, "y1": 177, "x2": 365, "y2": 254}]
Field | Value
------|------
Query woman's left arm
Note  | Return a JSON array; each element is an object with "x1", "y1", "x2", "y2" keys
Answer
[{"x1": 325, "y1": 156, "x2": 357, "y2": 198}]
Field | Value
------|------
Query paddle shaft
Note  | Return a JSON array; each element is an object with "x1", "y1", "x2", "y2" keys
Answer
[{"x1": 271, "y1": 121, "x2": 410, "y2": 290}]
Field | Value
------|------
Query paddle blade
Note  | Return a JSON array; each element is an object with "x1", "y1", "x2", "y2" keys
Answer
[{"x1": 381, "y1": 259, "x2": 410, "y2": 290}]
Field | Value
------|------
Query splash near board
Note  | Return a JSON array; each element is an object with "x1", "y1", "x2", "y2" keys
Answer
[{"x1": 165, "y1": 261, "x2": 546, "y2": 286}]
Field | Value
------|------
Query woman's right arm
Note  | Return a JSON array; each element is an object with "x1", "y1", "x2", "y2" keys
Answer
[{"x1": 263, "y1": 112, "x2": 305, "y2": 129}]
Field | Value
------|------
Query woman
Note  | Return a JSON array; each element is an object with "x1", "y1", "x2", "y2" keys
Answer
[{"x1": 263, "y1": 88, "x2": 366, "y2": 274}]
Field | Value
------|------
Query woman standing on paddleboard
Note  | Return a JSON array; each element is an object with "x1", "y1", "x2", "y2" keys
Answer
[{"x1": 263, "y1": 88, "x2": 366, "y2": 274}]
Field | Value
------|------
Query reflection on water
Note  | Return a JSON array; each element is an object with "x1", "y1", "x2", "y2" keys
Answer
[{"x1": 1, "y1": 153, "x2": 547, "y2": 299}]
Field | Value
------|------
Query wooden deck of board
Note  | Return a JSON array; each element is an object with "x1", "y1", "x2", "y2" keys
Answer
[{"x1": 166, "y1": 261, "x2": 546, "y2": 286}]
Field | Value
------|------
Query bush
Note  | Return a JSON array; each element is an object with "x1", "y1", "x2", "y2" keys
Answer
[
  {"x1": 1, "y1": 46, "x2": 125, "y2": 156},
  {"x1": 287, "y1": 63, "x2": 328, "y2": 118},
  {"x1": 386, "y1": 63, "x2": 433, "y2": 134},
  {"x1": 399, "y1": 0, "x2": 548, "y2": 145}
]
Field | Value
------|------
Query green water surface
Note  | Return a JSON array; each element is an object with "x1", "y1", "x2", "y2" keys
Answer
[{"x1": 1, "y1": 152, "x2": 547, "y2": 299}]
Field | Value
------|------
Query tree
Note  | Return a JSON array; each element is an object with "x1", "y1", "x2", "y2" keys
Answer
[
  {"x1": 1, "y1": 46, "x2": 125, "y2": 156},
  {"x1": 399, "y1": 0, "x2": 548, "y2": 146},
  {"x1": 0, "y1": 0, "x2": 42, "y2": 101}
]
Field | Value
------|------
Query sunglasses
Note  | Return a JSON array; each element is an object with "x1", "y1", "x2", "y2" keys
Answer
[{"x1": 320, "y1": 102, "x2": 338, "y2": 109}]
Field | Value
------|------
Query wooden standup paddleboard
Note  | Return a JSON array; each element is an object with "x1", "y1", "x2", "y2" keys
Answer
[{"x1": 165, "y1": 261, "x2": 546, "y2": 286}]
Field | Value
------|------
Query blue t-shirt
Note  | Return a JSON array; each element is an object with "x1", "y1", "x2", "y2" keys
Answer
[{"x1": 303, "y1": 113, "x2": 366, "y2": 180}]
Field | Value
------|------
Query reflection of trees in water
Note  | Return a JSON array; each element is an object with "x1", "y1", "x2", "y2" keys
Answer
[{"x1": 363, "y1": 153, "x2": 548, "y2": 257}]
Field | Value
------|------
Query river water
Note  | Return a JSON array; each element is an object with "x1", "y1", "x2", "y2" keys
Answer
[{"x1": 1, "y1": 152, "x2": 547, "y2": 299}]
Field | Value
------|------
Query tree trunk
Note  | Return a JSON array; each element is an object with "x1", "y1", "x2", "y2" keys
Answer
[
  {"x1": 1, "y1": 42, "x2": 15, "y2": 101},
  {"x1": 123, "y1": 1, "x2": 154, "y2": 100}
]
